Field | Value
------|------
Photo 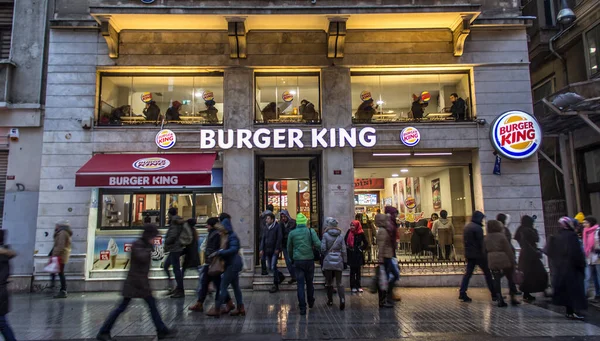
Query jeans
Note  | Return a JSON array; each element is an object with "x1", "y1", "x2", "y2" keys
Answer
[
  {"x1": 163, "y1": 253, "x2": 172, "y2": 281},
  {"x1": 384, "y1": 258, "x2": 400, "y2": 293},
  {"x1": 350, "y1": 266, "x2": 362, "y2": 289},
  {"x1": 282, "y1": 248, "x2": 296, "y2": 280},
  {"x1": 492, "y1": 268, "x2": 516, "y2": 298},
  {"x1": 217, "y1": 265, "x2": 243, "y2": 307},
  {"x1": 197, "y1": 265, "x2": 228, "y2": 304},
  {"x1": 294, "y1": 260, "x2": 315, "y2": 310},
  {"x1": 0, "y1": 315, "x2": 16, "y2": 341},
  {"x1": 585, "y1": 264, "x2": 600, "y2": 296},
  {"x1": 459, "y1": 258, "x2": 495, "y2": 296},
  {"x1": 99, "y1": 296, "x2": 167, "y2": 334},
  {"x1": 261, "y1": 253, "x2": 268, "y2": 273},
  {"x1": 50, "y1": 263, "x2": 66, "y2": 291},
  {"x1": 168, "y1": 251, "x2": 183, "y2": 290},
  {"x1": 267, "y1": 252, "x2": 283, "y2": 286}
]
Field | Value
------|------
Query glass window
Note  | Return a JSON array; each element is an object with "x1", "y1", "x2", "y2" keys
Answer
[
  {"x1": 586, "y1": 24, "x2": 599, "y2": 77},
  {"x1": 132, "y1": 194, "x2": 161, "y2": 227},
  {"x1": 98, "y1": 74, "x2": 224, "y2": 126},
  {"x1": 351, "y1": 73, "x2": 472, "y2": 123},
  {"x1": 194, "y1": 193, "x2": 223, "y2": 225},
  {"x1": 584, "y1": 148, "x2": 600, "y2": 184},
  {"x1": 166, "y1": 193, "x2": 194, "y2": 223},
  {"x1": 101, "y1": 194, "x2": 131, "y2": 228},
  {"x1": 255, "y1": 74, "x2": 320, "y2": 124}
]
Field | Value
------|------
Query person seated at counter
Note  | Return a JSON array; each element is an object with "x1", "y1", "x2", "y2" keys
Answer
[
  {"x1": 108, "y1": 105, "x2": 131, "y2": 125},
  {"x1": 198, "y1": 100, "x2": 219, "y2": 123},
  {"x1": 355, "y1": 98, "x2": 378, "y2": 122},
  {"x1": 261, "y1": 102, "x2": 277, "y2": 122},
  {"x1": 300, "y1": 99, "x2": 319, "y2": 122},
  {"x1": 144, "y1": 100, "x2": 161, "y2": 124},
  {"x1": 165, "y1": 101, "x2": 182, "y2": 121},
  {"x1": 410, "y1": 94, "x2": 428, "y2": 120},
  {"x1": 450, "y1": 93, "x2": 467, "y2": 121}
]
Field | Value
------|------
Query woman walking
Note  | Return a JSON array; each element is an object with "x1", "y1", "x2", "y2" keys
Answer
[
  {"x1": 51, "y1": 220, "x2": 72, "y2": 299},
  {"x1": 547, "y1": 217, "x2": 587, "y2": 320},
  {"x1": 375, "y1": 212, "x2": 399, "y2": 308},
  {"x1": 514, "y1": 215, "x2": 548, "y2": 302},
  {"x1": 345, "y1": 220, "x2": 366, "y2": 294},
  {"x1": 321, "y1": 218, "x2": 347, "y2": 310},
  {"x1": 484, "y1": 220, "x2": 519, "y2": 307},
  {"x1": 582, "y1": 216, "x2": 600, "y2": 300}
]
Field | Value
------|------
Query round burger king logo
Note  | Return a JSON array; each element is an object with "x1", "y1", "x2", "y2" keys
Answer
[
  {"x1": 360, "y1": 90, "x2": 372, "y2": 101},
  {"x1": 141, "y1": 92, "x2": 153, "y2": 103},
  {"x1": 490, "y1": 111, "x2": 541, "y2": 160},
  {"x1": 405, "y1": 197, "x2": 416, "y2": 210},
  {"x1": 420, "y1": 91, "x2": 431, "y2": 102},
  {"x1": 132, "y1": 157, "x2": 171, "y2": 171},
  {"x1": 400, "y1": 127, "x2": 420, "y2": 147},
  {"x1": 282, "y1": 91, "x2": 294, "y2": 102},
  {"x1": 155, "y1": 129, "x2": 176, "y2": 150},
  {"x1": 202, "y1": 90, "x2": 214, "y2": 101}
]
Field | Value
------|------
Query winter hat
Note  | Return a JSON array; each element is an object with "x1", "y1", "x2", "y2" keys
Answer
[
  {"x1": 324, "y1": 217, "x2": 338, "y2": 228},
  {"x1": 296, "y1": 213, "x2": 308, "y2": 226},
  {"x1": 142, "y1": 224, "x2": 159, "y2": 241},
  {"x1": 55, "y1": 220, "x2": 70, "y2": 228},
  {"x1": 559, "y1": 216, "x2": 576, "y2": 230},
  {"x1": 575, "y1": 212, "x2": 585, "y2": 223}
]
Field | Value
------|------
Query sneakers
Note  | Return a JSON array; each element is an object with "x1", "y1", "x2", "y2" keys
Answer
[
  {"x1": 523, "y1": 293, "x2": 536, "y2": 303},
  {"x1": 351, "y1": 288, "x2": 358, "y2": 294},
  {"x1": 53, "y1": 290, "x2": 68, "y2": 299},
  {"x1": 288, "y1": 279, "x2": 297, "y2": 284},
  {"x1": 261, "y1": 271, "x2": 269, "y2": 276},
  {"x1": 340, "y1": 298, "x2": 345, "y2": 311},
  {"x1": 358, "y1": 288, "x2": 364, "y2": 293},
  {"x1": 157, "y1": 328, "x2": 177, "y2": 339},
  {"x1": 269, "y1": 285, "x2": 279, "y2": 294},
  {"x1": 308, "y1": 299, "x2": 315, "y2": 309},
  {"x1": 567, "y1": 313, "x2": 585, "y2": 321},
  {"x1": 379, "y1": 301, "x2": 394, "y2": 308},
  {"x1": 458, "y1": 294, "x2": 472, "y2": 303},
  {"x1": 169, "y1": 289, "x2": 185, "y2": 298},
  {"x1": 96, "y1": 332, "x2": 113, "y2": 341}
]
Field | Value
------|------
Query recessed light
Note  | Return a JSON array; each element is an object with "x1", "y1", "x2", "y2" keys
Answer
[
  {"x1": 400, "y1": 169, "x2": 409, "y2": 173},
  {"x1": 391, "y1": 174, "x2": 399, "y2": 177},
  {"x1": 373, "y1": 153, "x2": 410, "y2": 157},
  {"x1": 377, "y1": 100, "x2": 384, "y2": 105},
  {"x1": 591, "y1": 47, "x2": 597, "y2": 53},
  {"x1": 414, "y1": 152, "x2": 453, "y2": 156}
]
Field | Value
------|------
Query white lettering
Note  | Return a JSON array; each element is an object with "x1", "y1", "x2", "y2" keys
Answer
[
  {"x1": 288, "y1": 129, "x2": 304, "y2": 148},
  {"x1": 253, "y1": 128, "x2": 271, "y2": 149},
  {"x1": 273, "y1": 129, "x2": 286, "y2": 149},
  {"x1": 359, "y1": 127, "x2": 377, "y2": 147},
  {"x1": 237, "y1": 129, "x2": 253, "y2": 149},
  {"x1": 200, "y1": 130, "x2": 216, "y2": 149},
  {"x1": 143, "y1": 177, "x2": 150, "y2": 185},
  {"x1": 312, "y1": 128, "x2": 328, "y2": 148},
  {"x1": 330, "y1": 128, "x2": 336, "y2": 148},
  {"x1": 339, "y1": 128, "x2": 357, "y2": 147},
  {"x1": 109, "y1": 177, "x2": 116, "y2": 186},
  {"x1": 218, "y1": 129, "x2": 234, "y2": 149}
]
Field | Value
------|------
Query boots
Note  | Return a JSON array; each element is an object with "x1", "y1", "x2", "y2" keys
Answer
[
  {"x1": 510, "y1": 295, "x2": 521, "y2": 306},
  {"x1": 230, "y1": 304, "x2": 246, "y2": 316},
  {"x1": 497, "y1": 293, "x2": 508, "y2": 308},
  {"x1": 326, "y1": 286, "x2": 334, "y2": 306},
  {"x1": 188, "y1": 301, "x2": 204, "y2": 312},
  {"x1": 225, "y1": 299, "x2": 235, "y2": 313},
  {"x1": 206, "y1": 304, "x2": 228, "y2": 318},
  {"x1": 338, "y1": 286, "x2": 346, "y2": 311},
  {"x1": 379, "y1": 291, "x2": 393, "y2": 308}
]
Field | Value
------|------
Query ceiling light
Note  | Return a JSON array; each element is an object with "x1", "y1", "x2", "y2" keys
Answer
[
  {"x1": 373, "y1": 153, "x2": 410, "y2": 157},
  {"x1": 591, "y1": 47, "x2": 597, "y2": 54},
  {"x1": 400, "y1": 169, "x2": 409, "y2": 173},
  {"x1": 377, "y1": 100, "x2": 384, "y2": 105},
  {"x1": 290, "y1": 90, "x2": 297, "y2": 95},
  {"x1": 414, "y1": 152, "x2": 453, "y2": 156},
  {"x1": 391, "y1": 174, "x2": 399, "y2": 177},
  {"x1": 593, "y1": 65, "x2": 598, "y2": 70}
]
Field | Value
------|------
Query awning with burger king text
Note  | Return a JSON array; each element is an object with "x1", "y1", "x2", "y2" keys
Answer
[{"x1": 75, "y1": 153, "x2": 216, "y2": 187}]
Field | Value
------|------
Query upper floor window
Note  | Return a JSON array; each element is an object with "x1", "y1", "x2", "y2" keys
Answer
[
  {"x1": 0, "y1": 3, "x2": 14, "y2": 59},
  {"x1": 351, "y1": 73, "x2": 472, "y2": 124},
  {"x1": 586, "y1": 24, "x2": 600, "y2": 77},
  {"x1": 255, "y1": 73, "x2": 320, "y2": 124},
  {"x1": 98, "y1": 74, "x2": 224, "y2": 126}
]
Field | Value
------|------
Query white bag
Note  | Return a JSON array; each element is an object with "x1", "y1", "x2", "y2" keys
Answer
[
  {"x1": 378, "y1": 265, "x2": 389, "y2": 291},
  {"x1": 239, "y1": 248, "x2": 248, "y2": 271},
  {"x1": 44, "y1": 256, "x2": 61, "y2": 274}
]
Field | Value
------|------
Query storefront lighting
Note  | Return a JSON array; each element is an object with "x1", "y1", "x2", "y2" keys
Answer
[
  {"x1": 591, "y1": 47, "x2": 597, "y2": 54},
  {"x1": 373, "y1": 153, "x2": 410, "y2": 157},
  {"x1": 593, "y1": 65, "x2": 598, "y2": 70},
  {"x1": 290, "y1": 90, "x2": 297, "y2": 95},
  {"x1": 391, "y1": 173, "x2": 399, "y2": 177},
  {"x1": 377, "y1": 100, "x2": 384, "y2": 105},
  {"x1": 400, "y1": 169, "x2": 409, "y2": 173},
  {"x1": 414, "y1": 152, "x2": 453, "y2": 156}
]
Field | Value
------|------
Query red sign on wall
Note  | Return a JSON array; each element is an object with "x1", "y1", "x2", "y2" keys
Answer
[
  {"x1": 354, "y1": 178, "x2": 385, "y2": 190},
  {"x1": 124, "y1": 243, "x2": 132, "y2": 253},
  {"x1": 99, "y1": 250, "x2": 110, "y2": 261}
]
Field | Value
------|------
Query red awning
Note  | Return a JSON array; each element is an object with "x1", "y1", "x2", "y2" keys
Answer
[{"x1": 75, "y1": 153, "x2": 216, "y2": 187}]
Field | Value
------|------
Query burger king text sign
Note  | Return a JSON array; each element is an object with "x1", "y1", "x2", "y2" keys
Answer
[{"x1": 490, "y1": 111, "x2": 541, "y2": 160}]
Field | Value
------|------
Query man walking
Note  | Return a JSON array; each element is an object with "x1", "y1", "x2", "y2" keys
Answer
[
  {"x1": 164, "y1": 208, "x2": 185, "y2": 298},
  {"x1": 259, "y1": 204, "x2": 275, "y2": 275},
  {"x1": 459, "y1": 210, "x2": 495, "y2": 302},
  {"x1": 51, "y1": 220, "x2": 72, "y2": 299},
  {"x1": 287, "y1": 213, "x2": 321, "y2": 315},
  {"x1": 260, "y1": 212, "x2": 284, "y2": 293},
  {"x1": 279, "y1": 210, "x2": 297, "y2": 284}
]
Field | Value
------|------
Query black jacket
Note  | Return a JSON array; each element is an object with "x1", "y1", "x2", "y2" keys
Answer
[
  {"x1": 279, "y1": 211, "x2": 297, "y2": 245},
  {"x1": 260, "y1": 222, "x2": 283, "y2": 255},
  {"x1": 515, "y1": 222, "x2": 548, "y2": 293},
  {"x1": 451, "y1": 97, "x2": 466, "y2": 120},
  {"x1": 463, "y1": 211, "x2": 486, "y2": 259},
  {"x1": 0, "y1": 246, "x2": 15, "y2": 316},
  {"x1": 182, "y1": 230, "x2": 200, "y2": 270},
  {"x1": 548, "y1": 228, "x2": 587, "y2": 311},
  {"x1": 344, "y1": 231, "x2": 366, "y2": 267},
  {"x1": 144, "y1": 102, "x2": 161, "y2": 121},
  {"x1": 204, "y1": 228, "x2": 222, "y2": 264},
  {"x1": 122, "y1": 239, "x2": 153, "y2": 299},
  {"x1": 165, "y1": 107, "x2": 181, "y2": 121}
]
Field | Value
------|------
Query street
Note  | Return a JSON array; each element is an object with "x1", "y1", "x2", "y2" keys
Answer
[{"x1": 9, "y1": 287, "x2": 600, "y2": 341}]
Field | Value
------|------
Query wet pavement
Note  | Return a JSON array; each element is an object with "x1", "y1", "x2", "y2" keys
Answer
[{"x1": 9, "y1": 287, "x2": 600, "y2": 341}]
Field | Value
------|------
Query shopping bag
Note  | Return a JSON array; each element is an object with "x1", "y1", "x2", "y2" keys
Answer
[
  {"x1": 378, "y1": 265, "x2": 389, "y2": 291},
  {"x1": 512, "y1": 268, "x2": 524, "y2": 285},
  {"x1": 43, "y1": 256, "x2": 61, "y2": 274},
  {"x1": 207, "y1": 256, "x2": 225, "y2": 277}
]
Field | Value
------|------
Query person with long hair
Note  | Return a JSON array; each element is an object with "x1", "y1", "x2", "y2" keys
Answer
[
  {"x1": 514, "y1": 215, "x2": 548, "y2": 303},
  {"x1": 345, "y1": 220, "x2": 367, "y2": 293}
]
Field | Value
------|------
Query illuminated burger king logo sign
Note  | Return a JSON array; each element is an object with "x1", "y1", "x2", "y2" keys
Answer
[
  {"x1": 490, "y1": 111, "x2": 542, "y2": 160},
  {"x1": 155, "y1": 129, "x2": 176, "y2": 150},
  {"x1": 132, "y1": 157, "x2": 170, "y2": 171},
  {"x1": 400, "y1": 127, "x2": 420, "y2": 147}
]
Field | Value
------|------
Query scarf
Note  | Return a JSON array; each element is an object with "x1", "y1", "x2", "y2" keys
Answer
[
  {"x1": 583, "y1": 225, "x2": 599, "y2": 257},
  {"x1": 348, "y1": 220, "x2": 364, "y2": 248}
]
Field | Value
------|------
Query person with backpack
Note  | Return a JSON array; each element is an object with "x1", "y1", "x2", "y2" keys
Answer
[
  {"x1": 181, "y1": 218, "x2": 200, "y2": 277},
  {"x1": 259, "y1": 212, "x2": 284, "y2": 293},
  {"x1": 321, "y1": 218, "x2": 347, "y2": 310},
  {"x1": 164, "y1": 208, "x2": 185, "y2": 298}
]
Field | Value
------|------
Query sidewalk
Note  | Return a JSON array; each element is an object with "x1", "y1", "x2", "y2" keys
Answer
[{"x1": 9, "y1": 288, "x2": 600, "y2": 341}]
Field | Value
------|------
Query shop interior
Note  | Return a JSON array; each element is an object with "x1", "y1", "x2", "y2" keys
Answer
[{"x1": 255, "y1": 74, "x2": 321, "y2": 124}]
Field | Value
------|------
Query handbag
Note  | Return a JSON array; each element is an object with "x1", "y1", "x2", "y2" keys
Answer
[
  {"x1": 306, "y1": 228, "x2": 321, "y2": 263},
  {"x1": 207, "y1": 255, "x2": 225, "y2": 277},
  {"x1": 512, "y1": 268, "x2": 524, "y2": 285},
  {"x1": 44, "y1": 256, "x2": 61, "y2": 274}
]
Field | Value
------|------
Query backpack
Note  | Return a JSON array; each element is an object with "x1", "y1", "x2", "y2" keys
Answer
[{"x1": 179, "y1": 222, "x2": 194, "y2": 246}]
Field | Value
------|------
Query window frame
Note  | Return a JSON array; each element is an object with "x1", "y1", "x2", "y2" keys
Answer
[
  {"x1": 96, "y1": 72, "x2": 225, "y2": 127},
  {"x1": 254, "y1": 71, "x2": 322, "y2": 125},
  {"x1": 349, "y1": 70, "x2": 474, "y2": 124},
  {"x1": 584, "y1": 21, "x2": 600, "y2": 79}
]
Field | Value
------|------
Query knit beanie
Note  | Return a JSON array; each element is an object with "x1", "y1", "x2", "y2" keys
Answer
[
  {"x1": 296, "y1": 213, "x2": 308, "y2": 226},
  {"x1": 575, "y1": 212, "x2": 585, "y2": 223},
  {"x1": 324, "y1": 217, "x2": 338, "y2": 228}
]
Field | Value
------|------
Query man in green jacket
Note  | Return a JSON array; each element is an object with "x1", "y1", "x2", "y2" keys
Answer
[{"x1": 287, "y1": 213, "x2": 321, "y2": 315}]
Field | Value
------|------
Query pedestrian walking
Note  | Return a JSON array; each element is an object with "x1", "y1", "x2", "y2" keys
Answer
[
  {"x1": 581, "y1": 216, "x2": 600, "y2": 301},
  {"x1": 259, "y1": 204, "x2": 275, "y2": 276},
  {"x1": 0, "y1": 230, "x2": 16, "y2": 341},
  {"x1": 345, "y1": 220, "x2": 366, "y2": 294},
  {"x1": 182, "y1": 218, "x2": 200, "y2": 276},
  {"x1": 96, "y1": 224, "x2": 175, "y2": 341},
  {"x1": 321, "y1": 217, "x2": 347, "y2": 310},
  {"x1": 484, "y1": 220, "x2": 520, "y2": 307},
  {"x1": 458, "y1": 211, "x2": 495, "y2": 302},
  {"x1": 547, "y1": 217, "x2": 587, "y2": 320},
  {"x1": 164, "y1": 208, "x2": 186, "y2": 298},
  {"x1": 51, "y1": 220, "x2": 72, "y2": 299},
  {"x1": 496, "y1": 213, "x2": 521, "y2": 296},
  {"x1": 514, "y1": 215, "x2": 548, "y2": 303},
  {"x1": 287, "y1": 213, "x2": 321, "y2": 315},
  {"x1": 375, "y1": 212, "x2": 400, "y2": 307},
  {"x1": 259, "y1": 212, "x2": 284, "y2": 293},
  {"x1": 279, "y1": 210, "x2": 297, "y2": 284},
  {"x1": 189, "y1": 217, "x2": 233, "y2": 312},
  {"x1": 207, "y1": 214, "x2": 245, "y2": 317}
]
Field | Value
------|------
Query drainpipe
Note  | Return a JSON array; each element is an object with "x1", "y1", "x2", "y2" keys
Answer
[
  {"x1": 568, "y1": 131, "x2": 582, "y2": 212},
  {"x1": 549, "y1": 32, "x2": 569, "y2": 85}
]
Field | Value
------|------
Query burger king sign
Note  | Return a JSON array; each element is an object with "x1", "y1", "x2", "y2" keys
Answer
[
  {"x1": 490, "y1": 111, "x2": 542, "y2": 160},
  {"x1": 155, "y1": 129, "x2": 176, "y2": 150},
  {"x1": 400, "y1": 127, "x2": 420, "y2": 147}
]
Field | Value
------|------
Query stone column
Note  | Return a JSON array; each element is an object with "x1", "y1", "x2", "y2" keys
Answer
[
  {"x1": 321, "y1": 66, "x2": 354, "y2": 231},
  {"x1": 222, "y1": 67, "x2": 255, "y2": 271}
]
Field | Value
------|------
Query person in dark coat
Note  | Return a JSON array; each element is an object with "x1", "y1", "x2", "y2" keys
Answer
[
  {"x1": 548, "y1": 217, "x2": 587, "y2": 320},
  {"x1": 345, "y1": 220, "x2": 366, "y2": 293},
  {"x1": 97, "y1": 225, "x2": 174, "y2": 341},
  {"x1": 261, "y1": 102, "x2": 277, "y2": 122},
  {"x1": 143, "y1": 100, "x2": 161, "y2": 124},
  {"x1": 164, "y1": 208, "x2": 185, "y2": 298},
  {"x1": 514, "y1": 215, "x2": 548, "y2": 302},
  {"x1": 485, "y1": 220, "x2": 519, "y2": 307},
  {"x1": 496, "y1": 213, "x2": 520, "y2": 296},
  {"x1": 259, "y1": 212, "x2": 284, "y2": 293},
  {"x1": 450, "y1": 93, "x2": 467, "y2": 121},
  {"x1": 300, "y1": 99, "x2": 319, "y2": 122},
  {"x1": 355, "y1": 99, "x2": 378, "y2": 122},
  {"x1": 259, "y1": 205, "x2": 274, "y2": 275},
  {"x1": 459, "y1": 211, "x2": 495, "y2": 302},
  {"x1": 165, "y1": 101, "x2": 182, "y2": 121},
  {"x1": 279, "y1": 210, "x2": 297, "y2": 283},
  {"x1": 0, "y1": 230, "x2": 16, "y2": 341},
  {"x1": 199, "y1": 100, "x2": 219, "y2": 123},
  {"x1": 182, "y1": 218, "x2": 200, "y2": 274}
]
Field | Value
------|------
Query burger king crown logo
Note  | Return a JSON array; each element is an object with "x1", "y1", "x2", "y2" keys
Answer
[
  {"x1": 282, "y1": 91, "x2": 294, "y2": 102},
  {"x1": 490, "y1": 111, "x2": 541, "y2": 160},
  {"x1": 202, "y1": 90, "x2": 214, "y2": 101},
  {"x1": 155, "y1": 129, "x2": 176, "y2": 150},
  {"x1": 400, "y1": 127, "x2": 420, "y2": 147},
  {"x1": 360, "y1": 91, "x2": 372, "y2": 101},
  {"x1": 132, "y1": 157, "x2": 171, "y2": 171}
]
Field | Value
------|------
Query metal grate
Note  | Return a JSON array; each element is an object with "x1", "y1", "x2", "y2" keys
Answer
[
  {"x1": 0, "y1": 151, "x2": 8, "y2": 229},
  {"x1": 0, "y1": 2, "x2": 13, "y2": 60}
]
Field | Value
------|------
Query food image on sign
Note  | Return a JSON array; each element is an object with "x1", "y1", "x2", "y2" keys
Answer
[
  {"x1": 141, "y1": 92, "x2": 153, "y2": 103},
  {"x1": 431, "y1": 178, "x2": 442, "y2": 210},
  {"x1": 400, "y1": 127, "x2": 421, "y2": 147},
  {"x1": 414, "y1": 178, "x2": 421, "y2": 213},
  {"x1": 282, "y1": 91, "x2": 294, "y2": 102},
  {"x1": 360, "y1": 90, "x2": 372, "y2": 101},
  {"x1": 202, "y1": 90, "x2": 214, "y2": 101},
  {"x1": 155, "y1": 129, "x2": 176, "y2": 150},
  {"x1": 490, "y1": 110, "x2": 542, "y2": 160},
  {"x1": 405, "y1": 196, "x2": 416, "y2": 210}
]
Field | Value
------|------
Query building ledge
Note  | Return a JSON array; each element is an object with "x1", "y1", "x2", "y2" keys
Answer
[{"x1": 50, "y1": 19, "x2": 99, "y2": 30}]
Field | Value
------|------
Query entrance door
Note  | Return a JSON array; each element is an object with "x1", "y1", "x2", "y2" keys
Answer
[{"x1": 309, "y1": 157, "x2": 322, "y2": 235}]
